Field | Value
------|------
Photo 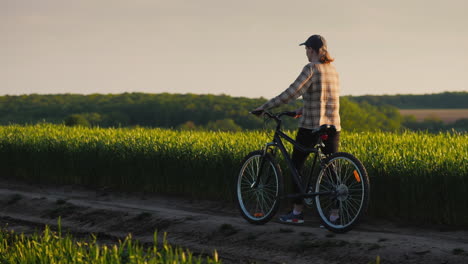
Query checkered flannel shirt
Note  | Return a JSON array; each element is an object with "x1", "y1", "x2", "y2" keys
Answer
[{"x1": 261, "y1": 62, "x2": 341, "y2": 131}]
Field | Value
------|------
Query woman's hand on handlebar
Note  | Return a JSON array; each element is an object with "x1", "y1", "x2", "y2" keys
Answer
[
  {"x1": 251, "y1": 107, "x2": 264, "y2": 116},
  {"x1": 294, "y1": 107, "x2": 303, "y2": 119}
]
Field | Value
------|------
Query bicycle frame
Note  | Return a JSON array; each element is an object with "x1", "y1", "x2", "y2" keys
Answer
[
  {"x1": 252, "y1": 111, "x2": 335, "y2": 200},
  {"x1": 239, "y1": 110, "x2": 369, "y2": 232}
]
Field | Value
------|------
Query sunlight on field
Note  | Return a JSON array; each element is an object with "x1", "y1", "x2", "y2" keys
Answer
[
  {"x1": 1, "y1": 124, "x2": 467, "y2": 226},
  {"x1": 399, "y1": 109, "x2": 468, "y2": 123}
]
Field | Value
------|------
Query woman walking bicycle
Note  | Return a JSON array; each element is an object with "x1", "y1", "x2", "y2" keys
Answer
[{"x1": 253, "y1": 34, "x2": 341, "y2": 224}]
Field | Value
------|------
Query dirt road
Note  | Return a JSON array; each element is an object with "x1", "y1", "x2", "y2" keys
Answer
[{"x1": 0, "y1": 180, "x2": 467, "y2": 264}]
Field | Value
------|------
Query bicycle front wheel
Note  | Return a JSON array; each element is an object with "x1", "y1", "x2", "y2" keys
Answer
[
  {"x1": 315, "y1": 152, "x2": 370, "y2": 233},
  {"x1": 237, "y1": 150, "x2": 283, "y2": 225}
]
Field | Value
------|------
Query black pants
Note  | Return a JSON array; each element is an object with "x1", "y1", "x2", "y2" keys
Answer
[{"x1": 291, "y1": 128, "x2": 340, "y2": 205}]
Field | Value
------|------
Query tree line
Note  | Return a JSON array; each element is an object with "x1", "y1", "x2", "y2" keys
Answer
[
  {"x1": 347, "y1": 91, "x2": 468, "y2": 132},
  {"x1": 0, "y1": 92, "x2": 465, "y2": 132},
  {"x1": 348, "y1": 91, "x2": 468, "y2": 109}
]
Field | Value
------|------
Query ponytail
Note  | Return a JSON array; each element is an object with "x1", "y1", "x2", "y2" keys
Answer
[{"x1": 318, "y1": 47, "x2": 334, "y2": 64}]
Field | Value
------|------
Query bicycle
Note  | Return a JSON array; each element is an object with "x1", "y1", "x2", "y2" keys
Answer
[{"x1": 236, "y1": 110, "x2": 370, "y2": 233}]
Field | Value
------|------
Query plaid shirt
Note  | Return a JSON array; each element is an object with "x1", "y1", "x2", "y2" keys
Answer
[{"x1": 261, "y1": 62, "x2": 341, "y2": 131}]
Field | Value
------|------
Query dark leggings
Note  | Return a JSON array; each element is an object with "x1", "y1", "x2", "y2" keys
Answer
[{"x1": 291, "y1": 128, "x2": 340, "y2": 205}]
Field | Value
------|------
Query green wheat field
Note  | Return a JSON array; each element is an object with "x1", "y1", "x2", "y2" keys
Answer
[
  {"x1": 0, "y1": 219, "x2": 220, "y2": 264},
  {"x1": 0, "y1": 124, "x2": 467, "y2": 226}
]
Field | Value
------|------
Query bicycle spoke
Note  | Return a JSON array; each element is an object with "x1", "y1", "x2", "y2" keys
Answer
[
  {"x1": 347, "y1": 186, "x2": 363, "y2": 191},
  {"x1": 347, "y1": 178, "x2": 362, "y2": 188},
  {"x1": 341, "y1": 164, "x2": 354, "y2": 184},
  {"x1": 262, "y1": 181, "x2": 277, "y2": 188},
  {"x1": 339, "y1": 201, "x2": 344, "y2": 226},
  {"x1": 336, "y1": 160, "x2": 343, "y2": 184},
  {"x1": 241, "y1": 188, "x2": 256, "y2": 194},
  {"x1": 347, "y1": 196, "x2": 363, "y2": 206},
  {"x1": 342, "y1": 200, "x2": 356, "y2": 224},
  {"x1": 341, "y1": 201, "x2": 349, "y2": 224},
  {"x1": 323, "y1": 168, "x2": 337, "y2": 188},
  {"x1": 262, "y1": 187, "x2": 277, "y2": 197},
  {"x1": 258, "y1": 192, "x2": 268, "y2": 214},
  {"x1": 261, "y1": 191, "x2": 275, "y2": 206},
  {"x1": 254, "y1": 194, "x2": 260, "y2": 214},
  {"x1": 344, "y1": 163, "x2": 354, "y2": 185},
  {"x1": 262, "y1": 192, "x2": 273, "y2": 211},
  {"x1": 326, "y1": 165, "x2": 337, "y2": 186},
  {"x1": 344, "y1": 199, "x2": 360, "y2": 216},
  {"x1": 318, "y1": 184, "x2": 332, "y2": 192},
  {"x1": 249, "y1": 161, "x2": 258, "y2": 183},
  {"x1": 255, "y1": 156, "x2": 260, "y2": 180},
  {"x1": 347, "y1": 196, "x2": 362, "y2": 210},
  {"x1": 241, "y1": 178, "x2": 253, "y2": 187},
  {"x1": 344, "y1": 203, "x2": 361, "y2": 221},
  {"x1": 258, "y1": 188, "x2": 268, "y2": 206},
  {"x1": 348, "y1": 195, "x2": 363, "y2": 202},
  {"x1": 318, "y1": 197, "x2": 334, "y2": 212}
]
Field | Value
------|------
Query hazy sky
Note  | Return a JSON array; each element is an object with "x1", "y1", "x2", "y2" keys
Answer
[{"x1": 2, "y1": 0, "x2": 467, "y2": 98}]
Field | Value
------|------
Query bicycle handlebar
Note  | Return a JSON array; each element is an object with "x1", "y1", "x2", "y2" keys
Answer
[
  {"x1": 250, "y1": 110, "x2": 296, "y2": 119},
  {"x1": 250, "y1": 109, "x2": 336, "y2": 134},
  {"x1": 249, "y1": 110, "x2": 298, "y2": 130},
  {"x1": 250, "y1": 109, "x2": 265, "y2": 116}
]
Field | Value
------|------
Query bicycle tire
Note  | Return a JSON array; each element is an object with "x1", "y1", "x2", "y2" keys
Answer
[
  {"x1": 237, "y1": 150, "x2": 283, "y2": 225},
  {"x1": 315, "y1": 152, "x2": 370, "y2": 233}
]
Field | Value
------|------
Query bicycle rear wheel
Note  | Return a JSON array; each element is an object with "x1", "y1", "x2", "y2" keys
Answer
[
  {"x1": 237, "y1": 150, "x2": 283, "y2": 225},
  {"x1": 315, "y1": 152, "x2": 370, "y2": 233}
]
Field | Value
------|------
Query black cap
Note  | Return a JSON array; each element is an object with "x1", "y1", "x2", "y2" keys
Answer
[{"x1": 299, "y1": 35, "x2": 327, "y2": 50}]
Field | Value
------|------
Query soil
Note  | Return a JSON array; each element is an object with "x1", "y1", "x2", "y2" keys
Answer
[{"x1": 0, "y1": 180, "x2": 467, "y2": 264}]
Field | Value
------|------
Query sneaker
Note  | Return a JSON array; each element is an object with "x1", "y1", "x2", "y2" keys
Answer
[{"x1": 279, "y1": 211, "x2": 304, "y2": 224}]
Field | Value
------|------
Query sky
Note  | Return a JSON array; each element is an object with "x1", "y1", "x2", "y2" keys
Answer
[{"x1": 1, "y1": 0, "x2": 468, "y2": 99}]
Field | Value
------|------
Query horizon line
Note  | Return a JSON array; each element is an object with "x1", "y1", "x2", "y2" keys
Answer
[{"x1": 0, "y1": 90, "x2": 466, "y2": 98}]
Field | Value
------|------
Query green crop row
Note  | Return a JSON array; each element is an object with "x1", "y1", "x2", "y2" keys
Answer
[
  {"x1": 0, "y1": 124, "x2": 467, "y2": 226},
  {"x1": 0, "y1": 221, "x2": 220, "y2": 264}
]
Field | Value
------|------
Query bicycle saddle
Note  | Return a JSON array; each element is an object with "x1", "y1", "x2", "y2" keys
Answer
[{"x1": 318, "y1": 124, "x2": 337, "y2": 134}]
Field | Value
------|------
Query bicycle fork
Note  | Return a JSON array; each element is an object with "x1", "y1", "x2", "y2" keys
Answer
[{"x1": 250, "y1": 142, "x2": 277, "y2": 189}]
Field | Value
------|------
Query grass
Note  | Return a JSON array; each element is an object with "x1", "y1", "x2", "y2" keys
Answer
[
  {"x1": 0, "y1": 124, "x2": 467, "y2": 226},
  {"x1": 0, "y1": 220, "x2": 221, "y2": 263},
  {"x1": 368, "y1": 256, "x2": 381, "y2": 264}
]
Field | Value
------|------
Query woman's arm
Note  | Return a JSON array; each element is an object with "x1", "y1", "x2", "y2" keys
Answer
[{"x1": 256, "y1": 64, "x2": 314, "y2": 111}]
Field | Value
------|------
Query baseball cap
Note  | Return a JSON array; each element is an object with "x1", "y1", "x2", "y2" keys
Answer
[{"x1": 299, "y1": 35, "x2": 327, "y2": 50}]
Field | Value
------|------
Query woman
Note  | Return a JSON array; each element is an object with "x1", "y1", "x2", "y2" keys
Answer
[{"x1": 254, "y1": 34, "x2": 341, "y2": 224}]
